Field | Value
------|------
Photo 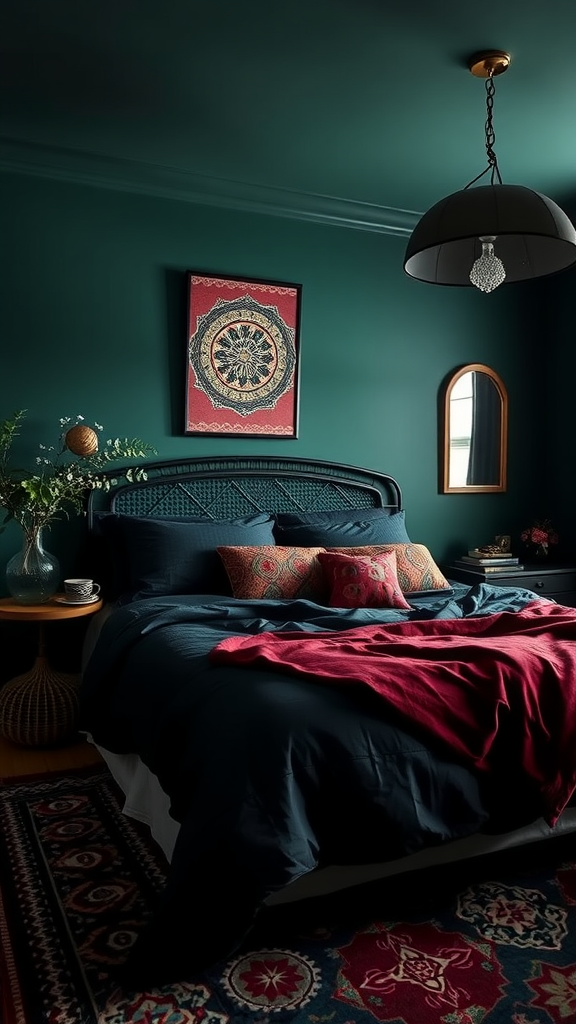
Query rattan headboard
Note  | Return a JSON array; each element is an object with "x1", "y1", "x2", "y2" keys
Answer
[{"x1": 87, "y1": 456, "x2": 402, "y2": 526}]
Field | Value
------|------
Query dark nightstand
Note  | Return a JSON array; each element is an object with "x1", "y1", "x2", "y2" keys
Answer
[
  {"x1": 442, "y1": 563, "x2": 576, "y2": 607},
  {"x1": 0, "y1": 595, "x2": 104, "y2": 746}
]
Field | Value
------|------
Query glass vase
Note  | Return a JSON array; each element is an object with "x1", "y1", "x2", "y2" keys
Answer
[{"x1": 6, "y1": 527, "x2": 61, "y2": 605}]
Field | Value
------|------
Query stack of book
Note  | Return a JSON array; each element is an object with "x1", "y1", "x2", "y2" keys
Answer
[{"x1": 452, "y1": 549, "x2": 524, "y2": 575}]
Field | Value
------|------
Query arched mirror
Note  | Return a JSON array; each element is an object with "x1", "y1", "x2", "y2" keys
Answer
[{"x1": 440, "y1": 364, "x2": 508, "y2": 493}]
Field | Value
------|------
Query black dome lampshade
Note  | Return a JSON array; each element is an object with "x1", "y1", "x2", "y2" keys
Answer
[{"x1": 403, "y1": 52, "x2": 576, "y2": 292}]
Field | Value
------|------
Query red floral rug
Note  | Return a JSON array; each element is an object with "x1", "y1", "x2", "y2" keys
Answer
[{"x1": 1, "y1": 764, "x2": 576, "y2": 1023}]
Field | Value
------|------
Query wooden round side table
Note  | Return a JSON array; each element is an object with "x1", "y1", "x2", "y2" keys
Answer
[{"x1": 0, "y1": 595, "x2": 103, "y2": 747}]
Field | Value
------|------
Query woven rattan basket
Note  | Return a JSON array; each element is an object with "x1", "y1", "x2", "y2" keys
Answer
[{"x1": 0, "y1": 657, "x2": 79, "y2": 746}]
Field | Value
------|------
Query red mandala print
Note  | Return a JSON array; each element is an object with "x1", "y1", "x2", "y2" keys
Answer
[
  {"x1": 336, "y1": 922, "x2": 506, "y2": 1024},
  {"x1": 527, "y1": 961, "x2": 576, "y2": 1021},
  {"x1": 222, "y1": 948, "x2": 320, "y2": 1011}
]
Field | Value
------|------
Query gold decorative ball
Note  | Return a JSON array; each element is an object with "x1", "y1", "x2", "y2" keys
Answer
[{"x1": 65, "y1": 424, "x2": 99, "y2": 457}]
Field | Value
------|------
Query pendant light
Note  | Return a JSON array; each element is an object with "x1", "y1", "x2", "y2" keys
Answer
[{"x1": 404, "y1": 51, "x2": 576, "y2": 291}]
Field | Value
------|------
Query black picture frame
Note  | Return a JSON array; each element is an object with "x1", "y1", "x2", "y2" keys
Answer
[{"x1": 184, "y1": 270, "x2": 301, "y2": 438}]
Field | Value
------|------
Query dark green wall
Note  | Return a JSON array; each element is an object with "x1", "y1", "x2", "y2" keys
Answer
[
  {"x1": 0, "y1": 171, "x2": 550, "y2": 591},
  {"x1": 542, "y1": 200, "x2": 576, "y2": 562}
]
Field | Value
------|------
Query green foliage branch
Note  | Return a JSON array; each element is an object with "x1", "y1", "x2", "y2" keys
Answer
[{"x1": 0, "y1": 410, "x2": 156, "y2": 539}]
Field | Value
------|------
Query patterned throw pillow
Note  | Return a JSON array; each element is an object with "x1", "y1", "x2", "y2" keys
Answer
[
  {"x1": 328, "y1": 543, "x2": 451, "y2": 594},
  {"x1": 318, "y1": 550, "x2": 411, "y2": 609},
  {"x1": 217, "y1": 546, "x2": 327, "y2": 601}
]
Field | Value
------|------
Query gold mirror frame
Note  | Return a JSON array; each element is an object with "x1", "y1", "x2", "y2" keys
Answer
[{"x1": 440, "y1": 363, "x2": 508, "y2": 494}]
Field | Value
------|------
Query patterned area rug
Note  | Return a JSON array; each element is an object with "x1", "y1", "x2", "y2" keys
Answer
[{"x1": 1, "y1": 765, "x2": 576, "y2": 1023}]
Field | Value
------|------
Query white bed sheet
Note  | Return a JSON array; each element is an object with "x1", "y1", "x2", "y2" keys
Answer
[{"x1": 91, "y1": 740, "x2": 576, "y2": 907}]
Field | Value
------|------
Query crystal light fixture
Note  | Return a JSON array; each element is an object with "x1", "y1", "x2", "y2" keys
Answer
[
  {"x1": 464, "y1": 62, "x2": 507, "y2": 293},
  {"x1": 404, "y1": 51, "x2": 576, "y2": 290},
  {"x1": 469, "y1": 236, "x2": 506, "y2": 292}
]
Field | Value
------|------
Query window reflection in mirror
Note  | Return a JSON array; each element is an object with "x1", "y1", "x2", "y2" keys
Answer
[{"x1": 441, "y1": 364, "x2": 507, "y2": 494}]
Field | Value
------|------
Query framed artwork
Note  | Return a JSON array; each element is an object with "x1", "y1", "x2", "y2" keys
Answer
[{"x1": 185, "y1": 270, "x2": 302, "y2": 438}]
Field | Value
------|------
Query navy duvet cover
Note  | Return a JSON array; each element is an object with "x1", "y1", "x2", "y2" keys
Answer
[{"x1": 79, "y1": 581, "x2": 542, "y2": 979}]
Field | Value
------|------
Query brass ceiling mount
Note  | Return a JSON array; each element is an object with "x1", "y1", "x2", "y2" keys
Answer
[{"x1": 468, "y1": 50, "x2": 511, "y2": 78}]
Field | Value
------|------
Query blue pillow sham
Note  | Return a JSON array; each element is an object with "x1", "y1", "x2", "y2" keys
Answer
[
  {"x1": 91, "y1": 512, "x2": 276, "y2": 601},
  {"x1": 273, "y1": 508, "x2": 411, "y2": 548},
  {"x1": 90, "y1": 512, "x2": 211, "y2": 599},
  {"x1": 275, "y1": 506, "x2": 398, "y2": 526}
]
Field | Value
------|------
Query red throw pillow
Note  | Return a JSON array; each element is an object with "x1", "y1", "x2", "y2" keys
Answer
[
  {"x1": 328, "y1": 543, "x2": 451, "y2": 594},
  {"x1": 318, "y1": 550, "x2": 411, "y2": 609},
  {"x1": 218, "y1": 545, "x2": 327, "y2": 601}
]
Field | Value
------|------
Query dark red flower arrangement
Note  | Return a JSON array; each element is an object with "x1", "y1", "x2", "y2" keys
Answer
[{"x1": 520, "y1": 519, "x2": 559, "y2": 557}]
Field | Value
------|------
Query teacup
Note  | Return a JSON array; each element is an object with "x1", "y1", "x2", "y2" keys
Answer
[{"x1": 63, "y1": 578, "x2": 101, "y2": 602}]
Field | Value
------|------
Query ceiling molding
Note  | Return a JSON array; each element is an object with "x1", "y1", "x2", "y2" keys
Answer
[{"x1": 0, "y1": 136, "x2": 421, "y2": 237}]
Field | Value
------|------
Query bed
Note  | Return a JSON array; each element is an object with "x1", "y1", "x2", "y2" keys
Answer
[{"x1": 79, "y1": 455, "x2": 576, "y2": 984}]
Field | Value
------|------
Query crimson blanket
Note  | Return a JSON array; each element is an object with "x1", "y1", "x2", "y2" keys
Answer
[{"x1": 211, "y1": 602, "x2": 576, "y2": 826}]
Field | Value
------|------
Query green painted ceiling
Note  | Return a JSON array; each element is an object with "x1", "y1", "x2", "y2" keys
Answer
[{"x1": 1, "y1": 0, "x2": 575, "y2": 222}]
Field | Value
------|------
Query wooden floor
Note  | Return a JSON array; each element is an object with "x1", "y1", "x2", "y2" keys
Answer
[{"x1": 0, "y1": 732, "x2": 103, "y2": 778}]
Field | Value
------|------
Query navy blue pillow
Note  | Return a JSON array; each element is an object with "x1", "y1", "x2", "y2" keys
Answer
[
  {"x1": 275, "y1": 506, "x2": 397, "y2": 527},
  {"x1": 89, "y1": 512, "x2": 203, "y2": 599},
  {"x1": 92, "y1": 512, "x2": 276, "y2": 601},
  {"x1": 273, "y1": 509, "x2": 410, "y2": 547}
]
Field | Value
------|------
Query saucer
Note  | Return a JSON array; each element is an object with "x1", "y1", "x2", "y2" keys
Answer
[{"x1": 55, "y1": 594, "x2": 100, "y2": 606}]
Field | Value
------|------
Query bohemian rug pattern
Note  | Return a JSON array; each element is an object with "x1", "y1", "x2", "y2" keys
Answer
[{"x1": 1, "y1": 765, "x2": 576, "y2": 1023}]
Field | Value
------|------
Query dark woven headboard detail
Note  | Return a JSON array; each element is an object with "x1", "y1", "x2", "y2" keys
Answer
[{"x1": 87, "y1": 456, "x2": 402, "y2": 526}]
